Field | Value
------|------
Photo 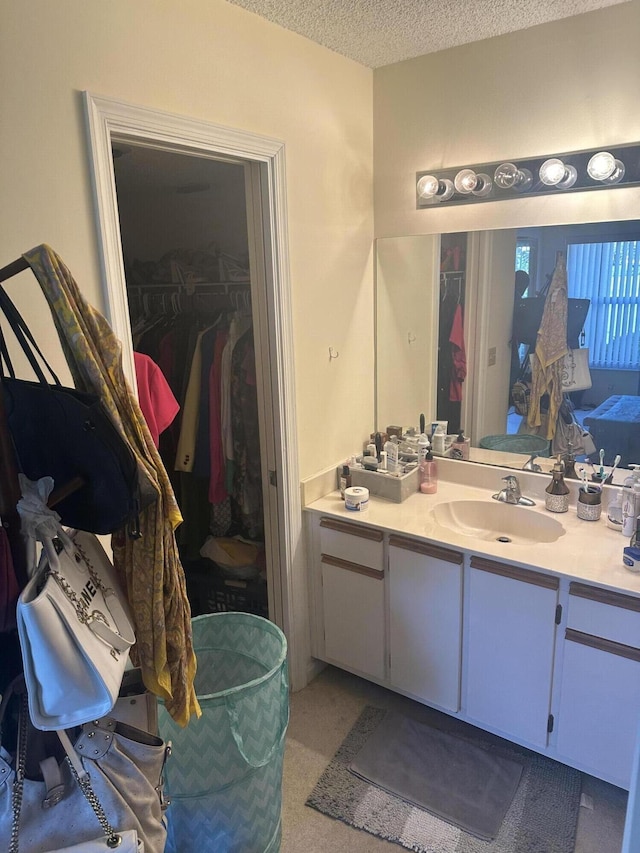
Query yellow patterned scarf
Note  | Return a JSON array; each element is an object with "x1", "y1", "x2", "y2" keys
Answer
[
  {"x1": 527, "y1": 254, "x2": 569, "y2": 440},
  {"x1": 24, "y1": 245, "x2": 200, "y2": 726}
]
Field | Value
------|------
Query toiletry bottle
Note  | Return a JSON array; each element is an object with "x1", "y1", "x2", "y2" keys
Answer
[
  {"x1": 564, "y1": 444, "x2": 578, "y2": 479},
  {"x1": 384, "y1": 439, "x2": 399, "y2": 474},
  {"x1": 450, "y1": 429, "x2": 469, "y2": 460},
  {"x1": 419, "y1": 446, "x2": 438, "y2": 494},
  {"x1": 432, "y1": 425, "x2": 445, "y2": 456},
  {"x1": 631, "y1": 516, "x2": 640, "y2": 549},
  {"x1": 622, "y1": 481, "x2": 640, "y2": 538},
  {"x1": 623, "y1": 465, "x2": 640, "y2": 488},
  {"x1": 545, "y1": 457, "x2": 570, "y2": 513},
  {"x1": 417, "y1": 433, "x2": 430, "y2": 460},
  {"x1": 606, "y1": 488, "x2": 624, "y2": 531},
  {"x1": 339, "y1": 464, "x2": 351, "y2": 499}
]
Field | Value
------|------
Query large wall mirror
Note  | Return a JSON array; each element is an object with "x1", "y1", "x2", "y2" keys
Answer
[{"x1": 375, "y1": 219, "x2": 640, "y2": 474}]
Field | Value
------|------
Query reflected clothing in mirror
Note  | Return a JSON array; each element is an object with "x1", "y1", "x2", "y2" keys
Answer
[{"x1": 438, "y1": 271, "x2": 465, "y2": 433}]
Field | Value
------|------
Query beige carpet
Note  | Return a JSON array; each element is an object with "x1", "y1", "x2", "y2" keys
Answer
[{"x1": 281, "y1": 666, "x2": 628, "y2": 853}]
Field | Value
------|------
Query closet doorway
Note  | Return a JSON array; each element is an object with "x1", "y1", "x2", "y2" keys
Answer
[{"x1": 83, "y1": 93, "x2": 305, "y2": 690}]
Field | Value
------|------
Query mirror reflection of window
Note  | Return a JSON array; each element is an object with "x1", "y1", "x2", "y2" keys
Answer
[{"x1": 567, "y1": 241, "x2": 640, "y2": 372}]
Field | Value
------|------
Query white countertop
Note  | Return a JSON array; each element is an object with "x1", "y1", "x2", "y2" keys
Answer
[{"x1": 305, "y1": 474, "x2": 640, "y2": 597}]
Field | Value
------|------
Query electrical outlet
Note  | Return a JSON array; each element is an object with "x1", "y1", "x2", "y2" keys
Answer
[{"x1": 488, "y1": 346, "x2": 497, "y2": 366}]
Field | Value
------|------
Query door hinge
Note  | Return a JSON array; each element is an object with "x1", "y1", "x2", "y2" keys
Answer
[
  {"x1": 555, "y1": 604, "x2": 562, "y2": 625},
  {"x1": 547, "y1": 714, "x2": 554, "y2": 733},
  {"x1": 269, "y1": 469, "x2": 277, "y2": 487}
]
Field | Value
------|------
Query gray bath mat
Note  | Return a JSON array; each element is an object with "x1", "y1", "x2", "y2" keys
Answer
[
  {"x1": 349, "y1": 709, "x2": 523, "y2": 840},
  {"x1": 306, "y1": 706, "x2": 582, "y2": 853}
]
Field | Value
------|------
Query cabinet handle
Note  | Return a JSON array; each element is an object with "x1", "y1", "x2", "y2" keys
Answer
[
  {"x1": 569, "y1": 582, "x2": 640, "y2": 613},
  {"x1": 565, "y1": 628, "x2": 640, "y2": 662},
  {"x1": 389, "y1": 535, "x2": 463, "y2": 564},
  {"x1": 470, "y1": 556, "x2": 559, "y2": 590},
  {"x1": 321, "y1": 554, "x2": 384, "y2": 580},
  {"x1": 319, "y1": 517, "x2": 383, "y2": 542}
]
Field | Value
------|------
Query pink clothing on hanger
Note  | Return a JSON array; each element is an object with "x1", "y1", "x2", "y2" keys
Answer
[
  {"x1": 134, "y1": 351, "x2": 180, "y2": 448},
  {"x1": 448, "y1": 304, "x2": 467, "y2": 402}
]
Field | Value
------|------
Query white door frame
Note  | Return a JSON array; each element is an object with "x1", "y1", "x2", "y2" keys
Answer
[{"x1": 82, "y1": 92, "x2": 306, "y2": 689}]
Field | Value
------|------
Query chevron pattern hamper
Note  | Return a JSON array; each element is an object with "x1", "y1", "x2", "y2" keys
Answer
[{"x1": 159, "y1": 612, "x2": 289, "y2": 852}]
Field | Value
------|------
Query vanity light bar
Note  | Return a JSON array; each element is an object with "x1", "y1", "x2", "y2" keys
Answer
[{"x1": 416, "y1": 143, "x2": 640, "y2": 208}]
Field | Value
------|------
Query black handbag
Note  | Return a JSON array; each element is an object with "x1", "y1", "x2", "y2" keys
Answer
[
  {"x1": 0, "y1": 284, "x2": 149, "y2": 536},
  {"x1": 512, "y1": 296, "x2": 590, "y2": 349}
]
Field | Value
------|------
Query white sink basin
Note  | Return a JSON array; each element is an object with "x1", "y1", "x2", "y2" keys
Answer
[{"x1": 431, "y1": 500, "x2": 565, "y2": 545}]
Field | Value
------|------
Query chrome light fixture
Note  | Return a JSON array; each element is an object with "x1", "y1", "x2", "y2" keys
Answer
[
  {"x1": 493, "y1": 162, "x2": 533, "y2": 192},
  {"x1": 416, "y1": 174, "x2": 455, "y2": 201},
  {"x1": 587, "y1": 151, "x2": 625, "y2": 184},
  {"x1": 539, "y1": 158, "x2": 578, "y2": 189},
  {"x1": 416, "y1": 142, "x2": 640, "y2": 208}
]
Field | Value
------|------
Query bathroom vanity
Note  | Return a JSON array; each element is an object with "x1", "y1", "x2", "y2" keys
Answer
[{"x1": 305, "y1": 460, "x2": 640, "y2": 790}]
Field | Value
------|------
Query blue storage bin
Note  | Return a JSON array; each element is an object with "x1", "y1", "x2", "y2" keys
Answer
[{"x1": 159, "y1": 612, "x2": 289, "y2": 853}]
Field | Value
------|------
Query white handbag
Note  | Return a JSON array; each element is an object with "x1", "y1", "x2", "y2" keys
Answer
[
  {"x1": 16, "y1": 512, "x2": 135, "y2": 730},
  {"x1": 561, "y1": 348, "x2": 592, "y2": 392}
]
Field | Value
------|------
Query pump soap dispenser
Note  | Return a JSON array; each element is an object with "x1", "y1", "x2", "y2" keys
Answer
[{"x1": 545, "y1": 456, "x2": 570, "y2": 513}]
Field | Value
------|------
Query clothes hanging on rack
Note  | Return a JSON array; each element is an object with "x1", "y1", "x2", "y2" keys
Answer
[
  {"x1": 448, "y1": 303, "x2": 467, "y2": 403},
  {"x1": 437, "y1": 272, "x2": 465, "y2": 434},
  {"x1": 129, "y1": 283, "x2": 261, "y2": 561},
  {"x1": 133, "y1": 352, "x2": 180, "y2": 449},
  {"x1": 22, "y1": 244, "x2": 199, "y2": 727}
]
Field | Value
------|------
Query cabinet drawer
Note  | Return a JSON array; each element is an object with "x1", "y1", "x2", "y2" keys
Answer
[
  {"x1": 567, "y1": 583, "x2": 640, "y2": 648},
  {"x1": 319, "y1": 517, "x2": 383, "y2": 572}
]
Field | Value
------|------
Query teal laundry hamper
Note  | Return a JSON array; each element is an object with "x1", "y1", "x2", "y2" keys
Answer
[{"x1": 159, "y1": 612, "x2": 289, "y2": 853}]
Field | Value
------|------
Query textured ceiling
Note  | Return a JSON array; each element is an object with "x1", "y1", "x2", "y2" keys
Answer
[{"x1": 226, "y1": 0, "x2": 629, "y2": 68}]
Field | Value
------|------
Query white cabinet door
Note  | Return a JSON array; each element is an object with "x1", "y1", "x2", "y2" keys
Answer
[
  {"x1": 389, "y1": 536, "x2": 463, "y2": 711},
  {"x1": 321, "y1": 557, "x2": 385, "y2": 680},
  {"x1": 556, "y1": 632, "x2": 640, "y2": 788},
  {"x1": 556, "y1": 584, "x2": 640, "y2": 788},
  {"x1": 465, "y1": 557, "x2": 559, "y2": 748}
]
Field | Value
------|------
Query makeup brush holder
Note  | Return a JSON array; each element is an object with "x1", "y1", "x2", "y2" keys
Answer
[{"x1": 577, "y1": 488, "x2": 602, "y2": 521}]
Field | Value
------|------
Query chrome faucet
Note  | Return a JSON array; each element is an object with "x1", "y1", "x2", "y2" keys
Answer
[
  {"x1": 492, "y1": 475, "x2": 535, "y2": 506},
  {"x1": 522, "y1": 453, "x2": 542, "y2": 473}
]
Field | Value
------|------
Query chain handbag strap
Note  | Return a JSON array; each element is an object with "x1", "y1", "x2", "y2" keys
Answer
[
  {"x1": 43, "y1": 537, "x2": 135, "y2": 661},
  {"x1": 57, "y1": 729, "x2": 122, "y2": 849},
  {"x1": 9, "y1": 691, "x2": 123, "y2": 852},
  {"x1": 9, "y1": 691, "x2": 28, "y2": 853},
  {"x1": 48, "y1": 541, "x2": 112, "y2": 618}
]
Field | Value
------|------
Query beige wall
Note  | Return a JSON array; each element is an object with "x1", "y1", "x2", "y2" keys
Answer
[
  {"x1": 0, "y1": 0, "x2": 374, "y2": 481},
  {"x1": 374, "y1": 1, "x2": 640, "y2": 239}
]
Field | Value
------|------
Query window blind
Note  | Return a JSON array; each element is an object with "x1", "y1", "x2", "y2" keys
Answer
[{"x1": 567, "y1": 241, "x2": 640, "y2": 370}]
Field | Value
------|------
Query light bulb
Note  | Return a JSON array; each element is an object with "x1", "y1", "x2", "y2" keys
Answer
[
  {"x1": 454, "y1": 169, "x2": 479, "y2": 194},
  {"x1": 494, "y1": 163, "x2": 533, "y2": 192},
  {"x1": 587, "y1": 151, "x2": 625, "y2": 184},
  {"x1": 416, "y1": 175, "x2": 440, "y2": 199},
  {"x1": 454, "y1": 169, "x2": 492, "y2": 197},
  {"x1": 417, "y1": 175, "x2": 454, "y2": 202},
  {"x1": 539, "y1": 158, "x2": 577, "y2": 189}
]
